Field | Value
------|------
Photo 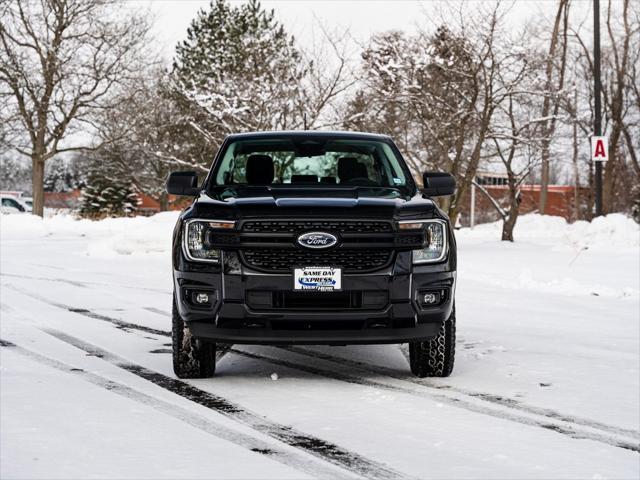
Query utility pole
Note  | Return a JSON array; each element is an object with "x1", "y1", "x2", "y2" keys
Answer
[
  {"x1": 470, "y1": 180, "x2": 476, "y2": 229},
  {"x1": 593, "y1": 0, "x2": 603, "y2": 217}
]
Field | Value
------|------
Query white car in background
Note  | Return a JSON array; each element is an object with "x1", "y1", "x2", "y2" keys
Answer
[
  {"x1": 0, "y1": 195, "x2": 28, "y2": 214},
  {"x1": 21, "y1": 197, "x2": 33, "y2": 212}
]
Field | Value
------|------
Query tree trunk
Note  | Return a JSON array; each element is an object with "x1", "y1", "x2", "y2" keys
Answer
[
  {"x1": 603, "y1": 125, "x2": 622, "y2": 213},
  {"x1": 502, "y1": 176, "x2": 520, "y2": 242},
  {"x1": 539, "y1": 0, "x2": 569, "y2": 214},
  {"x1": 571, "y1": 97, "x2": 581, "y2": 221},
  {"x1": 31, "y1": 157, "x2": 45, "y2": 217},
  {"x1": 159, "y1": 191, "x2": 169, "y2": 212},
  {"x1": 539, "y1": 144, "x2": 550, "y2": 214},
  {"x1": 501, "y1": 211, "x2": 518, "y2": 242},
  {"x1": 602, "y1": 0, "x2": 631, "y2": 214},
  {"x1": 449, "y1": 118, "x2": 490, "y2": 224}
]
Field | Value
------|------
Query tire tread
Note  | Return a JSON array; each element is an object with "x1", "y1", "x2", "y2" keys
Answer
[
  {"x1": 409, "y1": 308, "x2": 456, "y2": 377},
  {"x1": 172, "y1": 299, "x2": 216, "y2": 378}
]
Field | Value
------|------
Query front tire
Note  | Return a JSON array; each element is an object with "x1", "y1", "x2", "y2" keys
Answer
[
  {"x1": 409, "y1": 308, "x2": 456, "y2": 377},
  {"x1": 172, "y1": 298, "x2": 216, "y2": 378}
]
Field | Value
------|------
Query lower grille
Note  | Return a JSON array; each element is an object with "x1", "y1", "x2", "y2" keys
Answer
[
  {"x1": 271, "y1": 320, "x2": 364, "y2": 330},
  {"x1": 241, "y1": 248, "x2": 393, "y2": 273},
  {"x1": 246, "y1": 290, "x2": 389, "y2": 310}
]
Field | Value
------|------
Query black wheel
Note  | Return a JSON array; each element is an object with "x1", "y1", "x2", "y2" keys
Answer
[
  {"x1": 409, "y1": 308, "x2": 456, "y2": 378},
  {"x1": 172, "y1": 298, "x2": 216, "y2": 378}
]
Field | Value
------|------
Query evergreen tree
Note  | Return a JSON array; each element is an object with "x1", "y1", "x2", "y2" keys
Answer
[
  {"x1": 78, "y1": 162, "x2": 139, "y2": 219},
  {"x1": 172, "y1": 0, "x2": 306, "y2": 147},
  {"x1": 44, "y1": 158, "x2": 85, "y2": 192}
]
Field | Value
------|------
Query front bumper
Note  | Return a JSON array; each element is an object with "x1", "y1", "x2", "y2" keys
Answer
[
  {"x1": 188, "y1": 321, "x2": 443, "y2": 345},
  {"x1": 174, "y1": 251, "x2": 455, "y2": 346}
]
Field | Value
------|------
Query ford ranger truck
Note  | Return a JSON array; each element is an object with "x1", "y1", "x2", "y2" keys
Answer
[{"x1": 166, "y1": 131, "x2": 457, "y2": 379}]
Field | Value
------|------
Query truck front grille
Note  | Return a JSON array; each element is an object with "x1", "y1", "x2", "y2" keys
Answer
[
  {"x1": 242, "y1": 220, "x2": 393, "y2": 234},
  {"x1": 241, "y1": 248, "x2": 393, "y2": 273},
  {"x1": 229, "y1": 218, "x2": 417, "y2": 273}
]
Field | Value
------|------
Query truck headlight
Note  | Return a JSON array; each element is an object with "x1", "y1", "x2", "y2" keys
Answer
[
  {"x1": 183, "y1": 219, "x2": 234, "y2": 263},
  {"x1": 400, "y1": 220, "x2": 448, "y2": 264}
]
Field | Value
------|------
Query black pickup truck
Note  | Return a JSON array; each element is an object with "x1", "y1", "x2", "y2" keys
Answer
[{"x1": 167, "y1": 131, "x2": 457, "y2": 379}]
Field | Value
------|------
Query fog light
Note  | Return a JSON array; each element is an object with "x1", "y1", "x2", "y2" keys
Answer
[
  {"x1": 418, "y1": 288, "x2": 447, "y2": 308},
  {"x1": 194, "y1": 292, "x2": 210, "y2": 305},
  {"x1": 423, "y1": 292, "x2": 440, "y2": 305}
]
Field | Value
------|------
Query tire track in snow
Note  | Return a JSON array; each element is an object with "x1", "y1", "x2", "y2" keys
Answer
[
  {"x1": 3, "y1": 284, "x2": 170, "y2": 337},
  {"x1": 131, "y1": 303, "x2": 640, "y2": 444},
  {"x1": 6, "y1": 282, "x2": 639, "y2": 453},
  {"x1": 0, "y1": 338, "x2": 356, "y2": 479},
  {"x1": 71, "y1": 299, "x2": 640, "y2": 443},
  {"x1": 143, "y1": 306, "x2": 171, "y2": 317},
  {"x1": 1, "y1": 272, "x2": 171, "y2": 294},
  {"x1": 41, "y1": 330, "x2": 414, "y2": 480},
  {"x1": 281, "y1": 345, "x2": 640, "y2": 441},
  {"x1": 230, "y1": 348, "x2": 639, "y2": 453}
]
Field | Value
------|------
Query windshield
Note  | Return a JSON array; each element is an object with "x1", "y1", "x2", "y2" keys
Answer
[{"x1": 209, "y1": 137, "x2": 413, "y2": 194}]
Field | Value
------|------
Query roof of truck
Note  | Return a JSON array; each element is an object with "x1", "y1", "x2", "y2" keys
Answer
[{"x1": 225, "y1": 130, "x2": 392, "y2": 141}]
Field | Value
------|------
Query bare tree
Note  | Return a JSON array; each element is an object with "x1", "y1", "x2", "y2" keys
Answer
[
  {"x1": 571, "y1": 0, "x2": 639, "y2": 215},
  {"x1": 298, "y1": 23, "x2": 358, "y2": 130},
  {"x1": 473, "y1": 23, "x2": 548, "y2": 241},
  {"x1": 0, "y1": 0, "x2": 151, "y2": 216},
  {"x1": 601, "y1": 0, "x2": 638, "y2": 212},
  {"x1": 488, "y1": 100, "x2": 546, "y2": 241},
  {"x1": 89, "y1": 69, "x2": 211, "y2": 211},
  {"x1": 446, "y1": 5, "x2": 505, "y2": 224},
  {"x1": 538, "y1": 0, "x2": 571, "y2": 214}
]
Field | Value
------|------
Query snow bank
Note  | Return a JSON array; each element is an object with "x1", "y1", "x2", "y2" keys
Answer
[
  {"x1": 2, "y1": 211, "x2": 638, "y2": 257},
  {"x1": 85, "y1": 212, "x2": 178, "y2": 257},
  {"x1": 1, "y1": 211, "x2": 80, "y2": 239},
  {"x1": 455, "y1": 214, "x2": 639, "y2": 299},
  {"x1": 456, "y1": 213, "x2": 639, "y2": 251},
  {"x1": 0, "y1": 211, "x2": 179, "y2": 257}
]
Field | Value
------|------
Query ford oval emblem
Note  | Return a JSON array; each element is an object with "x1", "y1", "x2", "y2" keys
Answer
[{"x1": 297, "y1": 231, "x2": 338, "y2": 249}]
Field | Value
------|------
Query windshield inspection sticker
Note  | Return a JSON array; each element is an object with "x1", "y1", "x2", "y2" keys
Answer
[
  {"x1": 393, "y1": 178, "x2": 403, "y2": 184},
  {"x1": 294, "y1": 267, "x2": 342, "y2": 291}
]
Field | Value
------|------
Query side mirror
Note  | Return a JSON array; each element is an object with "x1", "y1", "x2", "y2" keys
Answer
[
  {"x1": 422, "y1": 171, "x2": 456, "y2": 197},
  {"x1": 166, "y1": 171, "x2": 200, "y2": 196}
]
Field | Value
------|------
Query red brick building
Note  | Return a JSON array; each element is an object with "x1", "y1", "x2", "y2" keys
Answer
[
  {"x1": 44, "y1": 190, "x2": 188, "y2": 215},
  {"x1": 44, "y1": 183, "x2": 590, "y2": 223},
  {"x1": 456, "y1": 184, "x2": 590, "y2": 226},
  {"x1": 43, "y1": 190, "x2": 82, "y2": 209}
]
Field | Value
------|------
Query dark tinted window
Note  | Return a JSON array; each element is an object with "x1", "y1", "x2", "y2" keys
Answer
[{"x1": 212, "y1": 138, "x2": 408, "y2": 189}]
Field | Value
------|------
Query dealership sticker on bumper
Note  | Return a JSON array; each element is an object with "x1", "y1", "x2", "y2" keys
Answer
[{"x1": 294, "y1": 267, "x2": 342, "y2": 291}]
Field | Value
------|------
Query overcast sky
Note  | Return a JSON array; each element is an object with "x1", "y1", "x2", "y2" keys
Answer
[{"x1": 125, "y1": 0, "x2": 592, "y2": 63}]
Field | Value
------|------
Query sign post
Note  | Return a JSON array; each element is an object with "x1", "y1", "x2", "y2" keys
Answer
[
  {"x1": 593, "y1": 0, "x2": 603, "y2": 217},
  {"x1": 470, "y1": 179, "x2": 476, "y2": 229}
]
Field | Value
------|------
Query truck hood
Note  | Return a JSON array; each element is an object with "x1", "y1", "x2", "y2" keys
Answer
[{"x1": 189, "y1": 186, "x2": 441, "y2": 221}]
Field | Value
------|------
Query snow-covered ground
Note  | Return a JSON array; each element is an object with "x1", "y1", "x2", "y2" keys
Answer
[{"x1": 1, "y1": 212, "x2": 639, "y2": 479}]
